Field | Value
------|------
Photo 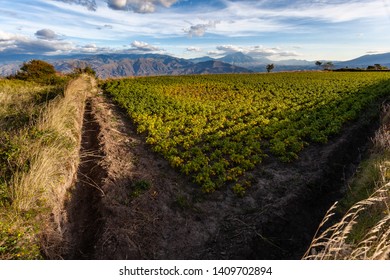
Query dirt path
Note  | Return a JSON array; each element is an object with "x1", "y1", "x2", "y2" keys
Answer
[{"x1": 60, "y1": 76, "x2": 380, "y2": 260}]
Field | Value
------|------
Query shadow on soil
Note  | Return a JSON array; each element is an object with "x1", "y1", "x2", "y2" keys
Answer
[{"x1": 63, "y1": 99, "x2": 107, "y2": 260}]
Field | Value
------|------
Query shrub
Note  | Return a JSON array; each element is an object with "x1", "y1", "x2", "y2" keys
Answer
[{"x1": 11, "y1": 60, "x2": 58, "y2": 84}]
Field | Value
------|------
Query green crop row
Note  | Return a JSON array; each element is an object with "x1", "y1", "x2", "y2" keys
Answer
[{"x1": 103, "y1": 72, "x2": 390, "y2": 194}]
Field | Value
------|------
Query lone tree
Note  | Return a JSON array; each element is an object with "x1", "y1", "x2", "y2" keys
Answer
[
  {"x1": 266, "y1": 63, "x2": 274, "y2": 73},
  {"x1": 13, "y1": 60, "x2": 57, "y2": 84},
  {"x1": 315, "y1": 61, "x2": 322, "y2": 68},
  {"x1": 323, "y1": 61, "x2": 334, "y2": 70}
]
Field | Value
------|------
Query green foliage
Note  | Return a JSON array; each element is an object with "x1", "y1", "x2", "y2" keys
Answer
[
  {"x1": 232, "y1": 183, "x2": 246, "y2": 197},
  {"x1": 103, "y1": 72, "x2": 390, "y2": 193},
  {"x1": 266, "y1": 64, "x2": 274, "y2": 73},
  {"x1": 174, "y1": 194, "x2": 191, "y2": 209},
  {"x1": 0, "y1": 221, "x2": 42, "y2": 260},
  {"x1": 72, "y1": 66, "x2": 97, "y2": 77},
  {"x1": 10, "y1": 60, "x2": 60, "y2": 84},
  {"x1": 130, "y1": 179, "x2": 151, "y2": 198},
  {"x1": 367, "y1": 64, "x2": 389, "y2": 71}
]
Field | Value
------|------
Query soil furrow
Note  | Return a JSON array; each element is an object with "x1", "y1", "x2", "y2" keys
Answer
[{"x1": 63, "y1": 99, "x2": 107, "y2": 259}]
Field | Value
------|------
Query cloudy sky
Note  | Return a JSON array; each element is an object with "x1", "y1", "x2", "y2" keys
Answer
[{"x1": 1, "y1": 0, "x2": 390, "y2": 61}]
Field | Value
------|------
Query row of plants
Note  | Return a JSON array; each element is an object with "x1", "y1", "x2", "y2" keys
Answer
[{"x1": 103, "y1": 72, "x2": 390, "y2": 194}]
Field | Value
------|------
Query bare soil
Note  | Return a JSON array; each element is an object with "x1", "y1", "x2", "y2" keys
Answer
[
  {"x1": 61, "y1": 79, "x2": 382, "y2": 260},
  {"x1": 63, "y1": 99, "x2": 107, "y2": 259}
]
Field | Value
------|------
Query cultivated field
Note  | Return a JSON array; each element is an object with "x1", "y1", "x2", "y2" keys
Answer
[
  {"x1": 1, "y1": 70, "x2": 390, "y2": 260},
  {"x1": 103, "y1": 72, "x2": 390, "y2": 194}
]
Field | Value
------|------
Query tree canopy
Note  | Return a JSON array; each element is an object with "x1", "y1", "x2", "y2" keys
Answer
[
  {"x1": 266, "y1": 64, "x2": 274, "y2": 73},
  {"x1": 12, "y1": 60, "x2": 58, "y2": 84}
]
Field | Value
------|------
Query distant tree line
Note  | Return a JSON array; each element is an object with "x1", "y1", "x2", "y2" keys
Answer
[
  {"x1": 315, "y1": 61, "x2": 334, "y2": 70},
  {"x1": 315, "y1": 61, "x2": 389, "y2": 71},
  {"x1": 366, "y1": 64, "x2": 388, "y2": 70}
]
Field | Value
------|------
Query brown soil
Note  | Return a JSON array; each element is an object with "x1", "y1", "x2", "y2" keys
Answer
[
  {"x1": 61, "y1": 78, "x2": 382, "y2": 260},
  {"x1": 63, "y1": 99, "x2": 107, "y2": 259}
]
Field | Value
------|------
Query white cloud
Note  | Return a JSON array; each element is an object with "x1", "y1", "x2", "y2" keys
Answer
[
  {"x1": 213, "y1": 44, "x2": 300, "y2": 59},
  {"x1": 186, "y1": 46, "x2": 202, "y2": 52},
  {"x1": 130, "y1": 40, "x2": 161, "y2": 52},
  {"x1": 0, "y1": 29, "x2": 77, "y2": 55},
  {"x1": 184, "y1": 20, "x2": 220, "y2": 37},
  {"x1": 107, "y1": 0, "x2": 178, "y2": 13}
]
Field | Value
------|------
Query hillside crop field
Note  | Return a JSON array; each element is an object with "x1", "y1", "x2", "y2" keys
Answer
[{"x1": 103, "y1": 72, "x2": 390, "y2": 194}]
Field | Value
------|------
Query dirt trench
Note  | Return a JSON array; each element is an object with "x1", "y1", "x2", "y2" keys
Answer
[
  {"x1": 61, "y1": 85, "x2": 384, "y2": 260},
  {"x1": 63, "y1": 99, "x2": 107, "y2": 259}
]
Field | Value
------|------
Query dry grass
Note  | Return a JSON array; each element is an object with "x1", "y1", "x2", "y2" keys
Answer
[
  {"x1": 0, "y1": 75, "x2": 95, "y2": 259},
  {"x1": 303, "y1": 104, "x2": 390, "y2": 260}
]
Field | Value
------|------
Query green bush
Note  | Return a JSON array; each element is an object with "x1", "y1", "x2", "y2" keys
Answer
[{"x1": 11, "y1": 60, "x2": 59, "y2": 85}]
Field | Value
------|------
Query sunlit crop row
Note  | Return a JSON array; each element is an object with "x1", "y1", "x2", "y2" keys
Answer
[{"x1": 103, "y1": 72, "x2": 390, "y2": 194}]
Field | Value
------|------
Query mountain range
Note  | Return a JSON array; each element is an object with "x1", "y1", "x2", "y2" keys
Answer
[{"x1": 1, "y1": 51, "x2": 390, "y2": 78}]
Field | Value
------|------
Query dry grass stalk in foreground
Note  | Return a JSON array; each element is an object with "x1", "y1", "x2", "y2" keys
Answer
[{"x1": 303, "y1": 105, "x2": 390, "y2": 260}]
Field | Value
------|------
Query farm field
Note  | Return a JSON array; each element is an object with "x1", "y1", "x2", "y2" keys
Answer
[
  {"x1": 1, "y1": 70, "x2": 389, "y2": 260},
  {"x1": 103, "y1": 72, "x2": 390, "y2": 194}
]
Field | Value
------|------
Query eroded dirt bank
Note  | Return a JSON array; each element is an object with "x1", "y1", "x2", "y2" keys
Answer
[{"x1": 63, "y1": 93, "x2": 383, "y2": 260}]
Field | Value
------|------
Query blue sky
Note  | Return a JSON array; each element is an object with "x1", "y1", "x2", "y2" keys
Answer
[{"x1": 1, "y1": 0, "x2": 390, "y2": 61}]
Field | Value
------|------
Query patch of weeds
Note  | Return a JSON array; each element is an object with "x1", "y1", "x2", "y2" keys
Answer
[
  {"x1": 232, "y1": 180, "x2": 251, "y2": 197},
  {"x1": 345, "y1": 206, "x2": 384, "y2": 245},
  {"x1": 0, "y1": 182, "x2": 11, "y2": 207},
  {"x1": 0, "y1": 132, "x2": 22, "y2": 182},
  {"x1": 339, "y1": 155, "x2": 383, "y2": 212},
  {"x1": 0, "y1": 221, "x2": 42, "y2": 260},
  {"x1": 2, "y1": 112, "x2": 31, "y2": 131},
  {"x1": 130, "y1": 179, "x2": 151, "y2": 198},
  {"x1": 174, "y1": 194, "x2": 191, "y2": 210},
  {"x1": 232, "y1": 183, "x2": 246, "y2": 197}
]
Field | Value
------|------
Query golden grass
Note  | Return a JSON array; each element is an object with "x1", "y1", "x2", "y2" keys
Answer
[
  {"x1": 0, "y1": 75, "x2": 95, "y2": 259},
  {"x1": 303, "y1": 105, "x2": 390, "y2": 260}
]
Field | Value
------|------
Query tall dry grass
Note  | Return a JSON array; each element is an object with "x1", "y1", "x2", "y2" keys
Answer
[
  {"x1": 0, "y1": 75, "x2": 95, "y2": 259},
  {"x1": 303, "y1": 104, "x2": 390, "y2": 260}
]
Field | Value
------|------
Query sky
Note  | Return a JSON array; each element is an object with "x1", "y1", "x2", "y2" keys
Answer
[{"x1": 1, "y1": 0, "x2": 390, "y2": 61}]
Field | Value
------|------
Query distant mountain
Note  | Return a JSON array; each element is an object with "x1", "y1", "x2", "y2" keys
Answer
[
  {"x1": 51, "y1": 54, "x2": 253, "y2": 78},
  {"x1": 217, "y1": 52, "x2": 315, "y2": 70},
  {"x1": 184, "y1": 60, "x2": 252, "y2": 74},
  {"x1": 2, "y1": 51, "x2": 390, "y2": 78},
  {"x1": 275, "y1": 59, "x2": 315, "y2": 66},
  {"x1": 0, "y1": 53, "x2": 252, "y2": 78},
  {"x1": 51, "y1": 54, "x2": 195, "y2": 78},
  {"x1": 0, "y1": 63, "x2": 21, "y2": 76},
  {"x1": 337, "y1": 53, "x2": 390, "y2": 68},
  {"x1": 188, "y1": 56, "x2": 215, "y2": 63},
  {"x1": 219, "y1": 52, "x2": 257, "y2": 64}
]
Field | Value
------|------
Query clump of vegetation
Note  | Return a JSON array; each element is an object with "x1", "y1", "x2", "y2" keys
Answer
[
  {"x1": 266, "y1": 64, "x2": 274, "y2": 73},
  {"x1": 71, "y1": 66, "x2": 97, "y2": 77},
  {"x1": 130, "y1": 179, "x2": 151, "y2": 198},
  {"x1": 367, "y1": 64, "x2": 389, "y2": 70},
  {"x1": 9, "y1": 60, "x2": 64, "y2": 85},
  {"x1": 0, "y1": 221, "x2": 42, "y2": 260}
]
